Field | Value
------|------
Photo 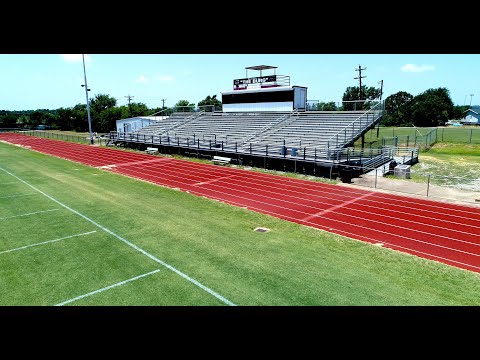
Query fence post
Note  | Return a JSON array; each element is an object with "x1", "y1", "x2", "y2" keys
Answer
[
  {"x1": 442, "y1": 128, "x2": 444, "y2": 142},
  {"x1": 426, "y1": 174, "x2": 431, "y2": 197},
  {"x1": 470, "y1": 128, "x2": 473, "y2": 143},
  {"x1": 406, "y1": 135, "x2": 409, "y2": 147},
  {"x1": 375, "y1": 168, "x2": 378, "y2": 188}
]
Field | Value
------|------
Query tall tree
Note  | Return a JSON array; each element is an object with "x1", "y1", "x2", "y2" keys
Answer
[
  {"x1": 119, "y1": 102, "x2": 149, "y2": 118},
  {"x1": 382, "y1": 91, "x2": 414, "y2": 126},
  {"x1": 342, "y1": 86, "x2": 381, "y2": 110},
  {"x1": 174, "y1": 100, "x2": 195, "y2": 112},
  {"x1": 410, "y1": 87, "x2": 454, "y2": 127},
  {"x1": 89, "y1": 94, "x2": 117, "y2": 114},
  {"x1": 97, "y1": 107, "x2": 124, "y2": 133},
  {"x1": 197, "y1": 95, "x2": 222, "y2": 112}
]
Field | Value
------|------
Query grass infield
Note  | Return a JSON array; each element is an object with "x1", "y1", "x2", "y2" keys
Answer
[{"x1": 1, "y1": 140, "x2": 480, "y2": 305}]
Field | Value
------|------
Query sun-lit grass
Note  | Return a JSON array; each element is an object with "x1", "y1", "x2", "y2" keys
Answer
[
  {"x1": 358, "y1": 126, "x2": 480, "y2": 146},
  {"x1": 1, "y1": 140, "x2": 480, "y2": 305},
  {"x1": 407, "y1": 144, "x2": 480, "y2": 189}
]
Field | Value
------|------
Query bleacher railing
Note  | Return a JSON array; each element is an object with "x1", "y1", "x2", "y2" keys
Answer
[
  {"x1": 325, "y1": 100, "x2": 384, "y2": 149},
  {"x1": 108, "y1": 130, "x2": 407, "y2": 165}
]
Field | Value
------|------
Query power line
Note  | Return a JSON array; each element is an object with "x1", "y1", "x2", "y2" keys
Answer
[{"x1": 354, "y1": 65, "x2": 367, "y2": 99}]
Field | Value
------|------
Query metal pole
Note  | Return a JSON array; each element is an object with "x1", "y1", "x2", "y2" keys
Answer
[
  {"x1": 426, "y1": 174, "x2": 431, "y2": 197},
  {"x1": 82, "y1": 54, "x2": 94, "y2": 145}
]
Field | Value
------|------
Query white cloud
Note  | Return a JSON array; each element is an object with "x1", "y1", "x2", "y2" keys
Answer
[
  {"x1": 157, "y1": 75, "x2": 175, "y2": 82},
  {"x1": 400, "y1": 64, "x2": 435, "y2": 73},
  {"x1": 136, "y1": 75, "x2": 149, "y2": 83},
  {"x1": 60, "y1": 54, "x2": 92, "y2": 63}
]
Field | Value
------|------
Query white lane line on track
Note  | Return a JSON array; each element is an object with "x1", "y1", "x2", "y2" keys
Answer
[
  {"x1": 0, "y1": 165, "x2": 236, "y2": 306},
  {"x1": 301, "y1": 192, "x2": 374, "y2": 222},
  {"x1": 193, "y1": 174, "x2": 238, "y2": 186},
  {"x1": 0, "y1": 193, "x2": 37, "y2": 199},
  {"x1": 0, "y1": 208, "x2": 60, "y2": 221},
  {"x1": 54, "y1": 269, "x2": 161, "y2": 306},
  {"x1": 0, "y1": 231, "x2": 97, "y2": 255},
  {"x1": 109, "y1": 158, "x2": 173, "y2": 168}
]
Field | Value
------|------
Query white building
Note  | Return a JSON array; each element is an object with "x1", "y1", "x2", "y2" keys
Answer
[{"x1": 462, "y1": 106, "x2": 480, "y2": 125}]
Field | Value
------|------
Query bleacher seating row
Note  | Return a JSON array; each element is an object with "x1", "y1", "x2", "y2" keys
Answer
[{"x1": 131, "y1": 109, "x2": 382, "y2": 152}]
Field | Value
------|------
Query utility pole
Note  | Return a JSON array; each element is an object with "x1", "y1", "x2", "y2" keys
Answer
[
  {"x1": 125, "y1": 95, "x2": 134, "y2": 117},
  {"x1": 378, "y1": 80, "x2": 383, "y2": 100},
  {"x1": 354, "y1": 64, "x2": 367, "y2": 100},
  {"x1": 470, "y1": 94, "x2": 474, "y2": 107},
  {"x1": 82, "y1": 54, "x2": 93, "y2": 145},
  {"x1": 161, "y1": 98, "x2": 166, "y2": 116}
]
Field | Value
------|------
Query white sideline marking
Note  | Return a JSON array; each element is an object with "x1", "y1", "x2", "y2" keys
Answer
[
  {"x1": 0, "y1": 208, "x2": 60, "y2": 221},
  {"x1": 0, "y1": 192, "x2": 37, "y2": 199},
  {"x1": 55, "y1": 269, "x2": 161, "y2": 306},
  {"x1": 0, "y1": 166, "x2": 236, "y2": 306},
  {"x1": 0, "y1": 231, "x2": 97, "y2": 255}
]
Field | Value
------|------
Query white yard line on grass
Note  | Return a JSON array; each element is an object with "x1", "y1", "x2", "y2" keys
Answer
[
  {"x1": 55, "y1": 269, "x2": 161, "y2": 306},
  {"x1": 0, "y1": 209, "x2": 60, "y2": 221},
  {"x1": 0, "y1": 181, "x2": 20, "y2": 185},
  {"x1": 0, "y1": 231, "x2": 97, "y2": 255},
  {"x1": 0, "y1": 166, "x2": 236, "y2": 306},
  {"x1": 0, "y1": 192, "x2": 37, "y2": 199}
]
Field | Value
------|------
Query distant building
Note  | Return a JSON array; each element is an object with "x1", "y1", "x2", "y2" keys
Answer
[
  {"x1": 116, "y1": 116, "x2": 166, "y2": 133},
  {"x1": 462, "y1": 106, "x2": 480, "y2": 125}
]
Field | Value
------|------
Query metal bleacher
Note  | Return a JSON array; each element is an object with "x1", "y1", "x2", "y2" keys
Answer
[{"x1": 112, "y1": 102, "x2": 384, "y2": 165}]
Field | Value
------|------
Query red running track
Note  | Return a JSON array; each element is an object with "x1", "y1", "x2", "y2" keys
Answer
[{"x1": 2, "y1": 133, "x2": 480, "y2": 273}]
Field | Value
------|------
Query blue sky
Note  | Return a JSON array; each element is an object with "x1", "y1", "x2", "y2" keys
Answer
[{"x1": 0, "y1": 54, "x2": 479, "y2": 111}]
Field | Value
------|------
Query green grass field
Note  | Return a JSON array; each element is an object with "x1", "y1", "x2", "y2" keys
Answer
[
  {"x1": 358, "y1": 126, "x2": 480, "y2": 147},
  {"x1": 2, "y1": 141, "x2": 480, "y2": 305},
  {"x1": 408, "y1": 143, "x2": 480, "y2": 189}
]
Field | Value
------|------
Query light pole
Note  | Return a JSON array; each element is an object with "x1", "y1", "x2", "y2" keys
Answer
[
  {"x1": 469, "y1": 94, "x2": 474, "y2": 107},
  {"x1": 82, "y1": 53, "x2": 94, "y2": 144}
]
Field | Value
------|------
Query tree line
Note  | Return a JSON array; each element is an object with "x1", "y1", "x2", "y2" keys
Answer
[
  {"x1": 0, "y1": 95, "x2": 222, "y2": 133},
  {"x1": 0, "y1": 86, "x2": 468, "y2": 133}
]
